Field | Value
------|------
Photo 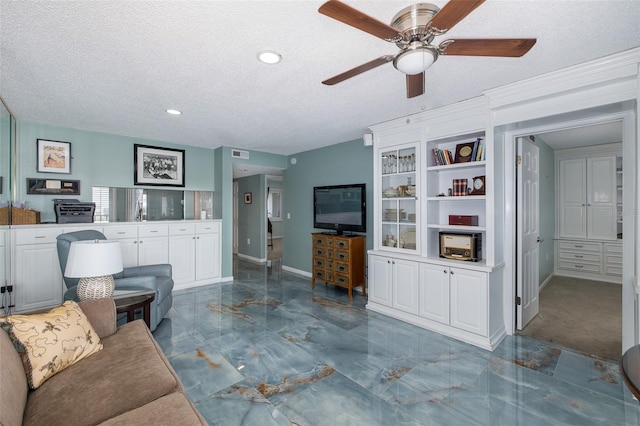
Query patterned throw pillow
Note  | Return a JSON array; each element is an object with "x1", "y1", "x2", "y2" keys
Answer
[{"x1": 0, "y1": 301, "x2": 103, "y2": 389}]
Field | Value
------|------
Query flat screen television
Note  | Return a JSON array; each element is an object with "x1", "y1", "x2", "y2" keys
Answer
[{"x1": 313, "y1": 183, "x2": 366, "y2": 235}]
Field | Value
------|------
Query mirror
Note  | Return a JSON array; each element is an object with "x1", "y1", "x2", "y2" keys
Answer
[
  {"x1": 0, "y1": 99, "x2": 11, "y2": 225},
  {"x1": 92, "y1": 187, "x2": 213, "y2": 222},
  {"x1": 267, "y1": 189, "x2": 282, "y2": 221}
]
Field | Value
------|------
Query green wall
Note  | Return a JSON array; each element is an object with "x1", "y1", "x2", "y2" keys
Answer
[
  {"x1": 15, "y1": 121, "x2": 216, "y2": 223},
  {"x1": 283, "y1": 138, "x2": 373, "y2": 274}
]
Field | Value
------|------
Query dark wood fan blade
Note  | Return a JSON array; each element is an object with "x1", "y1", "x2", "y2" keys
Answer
[
  {"x1": 406, "y1": 73, "x2": 424, "y2": 98},
  {"x1": 322, "y1": 56, "x2": 393, "y2": 85},
  {"x1": 440, "y1": 39, "x2": 537, "y2": 57},
  {"x1": 318, "y1": 0, "x2": 400, "y2": 41},
  {"x1": 430, "y1": 0, "x2": 485, "y2": 32}
]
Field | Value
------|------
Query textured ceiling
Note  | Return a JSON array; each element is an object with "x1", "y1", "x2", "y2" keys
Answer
[{"x1": 1, "y1": 1, "x2": 639, "y2": 156}]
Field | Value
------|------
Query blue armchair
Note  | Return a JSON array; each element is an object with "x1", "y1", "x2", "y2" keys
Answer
[{"x1": 56, "y1": 230, "x2": 173, "y2": 331}]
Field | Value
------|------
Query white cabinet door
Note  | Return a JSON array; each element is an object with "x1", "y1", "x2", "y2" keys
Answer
[
  {"x1": 558, "y1": 158, "x2": 586, "y2": 238},
  {"x1": 392, "y1": 258, "x2": 419, "y2": 315},
  {"x1": 586, "y1": 156, "x2": 617, "y2": 240},
  {"x1": 118, "y1": 239, "x2": 139, "y2": 268},
  {"x1": 419, "y1": 262, "x2": 450, "y2": 324},
  {"x1": 14, "y1": 243, "x2": 63, "y2": 312},
  {"x1": 169, "y1": 234, "x2": 196, "y2": 284},
  {"x1": 138, "y1": 236, "x2": 169, "y2": 266},
  {"x1": 196, "y1": 232, "x2": 220, "y2": 281},
  {"x1": 368, "y1": 254, "x2": 393, "y2": 307},
  {"x1": 449, "y1": 267, "x2": 487, "y2": 336}
]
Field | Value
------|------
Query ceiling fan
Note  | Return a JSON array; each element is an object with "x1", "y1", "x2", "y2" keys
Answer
[{"x1": 318, "y1": 0, "x2": 536, "y2": 98}]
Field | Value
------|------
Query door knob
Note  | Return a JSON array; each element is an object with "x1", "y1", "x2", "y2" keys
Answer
[{"x1": 537, "y1": 237, "x2": 544, "y2": 243}]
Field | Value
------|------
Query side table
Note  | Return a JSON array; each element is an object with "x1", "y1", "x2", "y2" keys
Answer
[{"x1": 115, "y1": 293, "x2": 155, "y2": 328}]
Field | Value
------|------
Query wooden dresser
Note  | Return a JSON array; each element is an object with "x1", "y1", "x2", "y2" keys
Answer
[{"x1": 311, "y1": 233, "x2": 366, "y2": 301}]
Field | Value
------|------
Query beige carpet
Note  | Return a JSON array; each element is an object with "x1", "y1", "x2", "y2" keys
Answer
[
  {"x1": 520, "y1": 276, "x2": 622, "y2": 360},
  {"x1": 267, "y1": 237, "x2": 282, "y2": 260}
]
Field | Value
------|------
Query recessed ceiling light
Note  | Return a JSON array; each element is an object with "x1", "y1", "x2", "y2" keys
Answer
[
  {"x1": 258, "y1": 51, "x2": 282, "y2": 65},
  {"x1": 166, "y1": 109, "x2": 181, "y2": 115}
]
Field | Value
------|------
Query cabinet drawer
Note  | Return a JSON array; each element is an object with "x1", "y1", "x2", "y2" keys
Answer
[
  {"x1": 169, "y1": 224, "x2": 196, "y2": 235},
  {"x1": 195, "y1": 222, "x2": 218, "y2": 234},
  {"x1": 334, "y1": 274, "x2": 351, "y2": 287},
  {"x1": 15, "y1": 228, "x2": 62, "y2": 245},
  {"x1": 139, "y1": 225, "x2": 168, "y2": 238},
  {"x1": 605, "y1": 265, "x2": 622, "y2": 276},
  {"x1": 604, "y1": 243, "x2": 622, "y2": 254},
  {"x1": 334, "y1": 262, "x2": 350, "y2": 274},
  {"x1": 104, "y1": 226, "x2": 137, "y2": 239},
  {"x1": 558, "y1": 261, "x2": 601, "y2": 273},
  {"x1": 334, "y1": 239, "x2": 350, "y2": 249},
  {"x1": 558, "y1": 241, "x2": 601, "y2": 253},
  {"x1": 558, "y1": 251, "x2": 601, "y2": 263},
  {"x1": 334, "y1": 250, "x2": 349, "y2": 262},
  {"x1": 313, "y1": 269, "x2": 325, "y2": 280},
  {"x1": 605, "y1": 255, "x2": 622, "y2": 266},
  {"x1": 313, "y1": 247, "x2": 326, "y2": 257},
  {"x1": 313, "y1": 257, "x2": 326, "y2": 268},
  {"x1": 313, "y1": 236, "x2": 328, "y2": 246}
]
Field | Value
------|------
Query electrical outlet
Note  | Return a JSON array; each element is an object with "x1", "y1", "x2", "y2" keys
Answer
[
  {"x1": 247, "y1": 238, "x2": 250, "y2": 245},
  {"x1": 287, "y1": 213, "x2": 290, "y2": 219}
]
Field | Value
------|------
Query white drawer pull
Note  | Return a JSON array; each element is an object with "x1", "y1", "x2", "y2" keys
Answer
[{"x1": 34, "y1": 236, "x2": 46, "y2": 239}]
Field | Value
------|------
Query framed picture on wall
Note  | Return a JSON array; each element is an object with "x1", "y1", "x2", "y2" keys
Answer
[
  {"x1": 37, "y1": 139, "x2": 71, "y2": 174},
  {"x1": 134, "y1": 144, "x2": 185, "y2": 187},
  {"x1": 244, "y1": 192, "x2": 252, "y2": 204}
]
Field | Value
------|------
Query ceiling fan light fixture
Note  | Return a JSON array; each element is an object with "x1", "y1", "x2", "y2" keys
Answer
[{"x1": 393, "y1": 44, "x2": 438, "y2": 75}]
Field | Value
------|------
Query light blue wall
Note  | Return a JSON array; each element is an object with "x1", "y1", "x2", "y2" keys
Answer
[
  {"x1": 15, "y1": 121, "x2": 216, "y2": 222},
  {"x1": 283, "y1": 139, "x2": 373, "y2": 273},
  {"x1": 236, "y1": 174, "x2": 264, "y2": 259},
  {"x1": 538, "y1": 138, "x2": 556, "y2": 285},
  {"x1": 267, "y1": 176, "x2": 283, "y2": 238}
]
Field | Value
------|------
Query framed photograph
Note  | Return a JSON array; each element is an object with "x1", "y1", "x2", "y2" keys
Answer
[
  {"x1": 37, "y1": 139, "x2": 71, "y2": 173},
  {"x1": 134, "y1": 144, "x2": 185, "y2": 187},
  {"x1": 244, "y1": 192, "x2": 252, "y2": 204}
]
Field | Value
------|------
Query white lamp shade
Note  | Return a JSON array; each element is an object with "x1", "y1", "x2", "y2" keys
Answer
[
  {"x1": 64, "y1": 240, "x2": 124, "y2": 278},
  {"x1": 394, "y1": 46, "x2": 437, "y2": 75}
]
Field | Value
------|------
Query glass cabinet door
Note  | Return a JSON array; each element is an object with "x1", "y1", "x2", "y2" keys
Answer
[{"x1": 380, "y1": 145, "x2": 417, "y2": 252}]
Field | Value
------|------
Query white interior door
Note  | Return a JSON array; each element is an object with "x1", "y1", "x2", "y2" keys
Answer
[{"x1": 517, "y1": 136, "x2": 540, "y2": 329}]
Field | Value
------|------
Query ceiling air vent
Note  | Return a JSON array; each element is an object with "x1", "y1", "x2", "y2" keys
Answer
[{"x1": 231, "y1": 149, "x2": 249, "y2": 159}]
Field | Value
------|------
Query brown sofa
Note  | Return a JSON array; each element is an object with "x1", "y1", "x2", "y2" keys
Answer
[{"x1": 0, "y1": 298, "x2": 206, "y2": 426}]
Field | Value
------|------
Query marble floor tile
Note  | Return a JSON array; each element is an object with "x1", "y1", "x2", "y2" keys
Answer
[{"x1": 154, "y1": 258, "x2": 638, "y2": 425}]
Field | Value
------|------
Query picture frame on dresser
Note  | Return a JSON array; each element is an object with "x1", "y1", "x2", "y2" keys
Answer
[
  {"x1": 37, "y1": 139, "x2": 71, "y2": 174},
  {"x1": 134, "y1": 144, "x2": 185, "y2": 187}
]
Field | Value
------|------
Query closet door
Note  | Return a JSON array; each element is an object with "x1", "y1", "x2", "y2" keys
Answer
[
  {"x1": 558, "y1": 158, "x2": 586, "y2": 238},
  {"x1": 586, "y1": 155, "x2": 617, "y2": 240}
]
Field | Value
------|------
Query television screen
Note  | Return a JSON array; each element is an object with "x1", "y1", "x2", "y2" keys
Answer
[{"x1": 314, "y1": 184, "x2": 366, "y2": 235}]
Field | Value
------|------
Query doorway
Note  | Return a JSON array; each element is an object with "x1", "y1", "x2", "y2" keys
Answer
[{"x1": 506, "y1": 111, "x2": 636, "y2": 359}]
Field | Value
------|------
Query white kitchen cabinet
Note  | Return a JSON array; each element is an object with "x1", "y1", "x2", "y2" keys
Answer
[
  {"x1": 449, "y1": 267, "x2": 488, "y2": 336},
  {"x1": 418, "y1": 262, "x2": 450, "y2": 324},
  {"x1": 104, "y1": 224, "x2": 168, "y2": 267},
  {"x1": 12, "y1": 227, "x2": 65, "y2": 312},
  {"x1": 169, "y1": 221, "x2": 221, "y2": 288},
  {"x1": 368, "y1": 254, "x2": 419, "y2": 314}
]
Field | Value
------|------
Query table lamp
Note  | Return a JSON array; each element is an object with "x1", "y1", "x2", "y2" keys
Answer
[{"x1": 64, "y1": 240, "x2": 124, "y2": 301}]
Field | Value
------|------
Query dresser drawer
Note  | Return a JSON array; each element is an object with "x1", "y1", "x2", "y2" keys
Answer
[
  {"x1": 605, "y1": 255, "x2": 622, "y2": 266},
  {"x1": 604, "y1": 243, "x2": 622, "y2": 254},
  {"x1": 558, "y1": 251, "x2": 601, "y2": 263},
  {"x1": 334, "y1": 274, "x2": 352, "y2": 287},
  {"x1": 334, "y1": 262, "x2": 350, "y2": 274},
  {"x1": 334, "y1": 250, "x2": 349, "y2": 262},
  {"x1": 313, "y1": 236, "x2": 328, "y2": 246},
  {"x1": 313, "y1": 269, "x2": 325, "y2": 281},
  {"x1": 558, "y1": 261, "x2": 601, "y2": 273},
  {"x1": 334, "y1": 239, "x2": 350, "y2": 249},
  {"x1": 313, "y1": 247, "x2": 326, "y2": 257},
  {"x1": 558, "y1": 241, "x2": 601, "y2": 253},
  {"x1": 605, "y1": 265, "x2": 622, "y2": 276},
  {"x1": 15, "y1": 228, "x2": 63, "y2": 245},
  {"x1": 313, "y1": 257, "x2": 326, "y2": 268}
]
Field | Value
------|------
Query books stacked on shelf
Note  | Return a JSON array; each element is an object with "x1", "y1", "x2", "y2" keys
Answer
[
  {"x1": 432, "y1": 137, "x2": 485, "y2": 166},
  {"x1": 432, "y1": 148, "x2": 454, "y2": 166}
]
